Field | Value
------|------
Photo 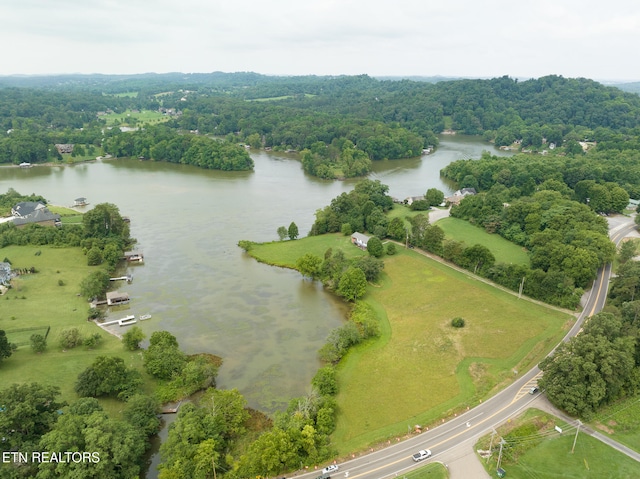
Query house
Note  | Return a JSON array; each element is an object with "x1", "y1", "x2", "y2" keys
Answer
[
  {"x1": 628, "y1": 199, "x2": 640, "y2": 211},
  {"x1": 351, "y1": 232, "x2": 370, "y2": 250},
  {"x1": 124, "y1": 251, "x2": 144, "y2": 262},
  {"x1": 0, "y1": 262, "x2": 11, "y2": 285},
  {"x1": 11, "y1": 201, "x2": 47, "y2": 218},
  {"x1": 404, "y1": 196, "x2": 425, "y2": 206},
  {"x1": 54, "y1": 144, "x2": 74, "y2": 154},
  {"x1": 12, "y1": 209, "x2": 61, "y2": 228},
  {"x1": 445, "y1": 188, "x2": 477, "y2": 205},
  {"x1": 106, "y1": 291, "x2": 130, "y2": 306}
]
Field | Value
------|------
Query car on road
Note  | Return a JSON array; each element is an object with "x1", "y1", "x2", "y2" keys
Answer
[
  {"x1": 529, "y1": 386, "x2": 539, "y2": 394},
  {"x1": 322, "y1": 465, "x2": 339, "y2": 475},
  {"x1": 412, "y1": 449, "x2": 432, "y2": 461}
]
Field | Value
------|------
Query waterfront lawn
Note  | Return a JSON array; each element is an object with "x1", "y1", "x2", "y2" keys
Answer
[
  {"x1": 246, "y1": 233, "x2": 367, "y2": 268},
  {"x1": 477, "y1": 409, "x2": 640, "y2": 478},
  {"x1": 47, "y1": 205, "x2": 83, "y2": 224},
  {"x1": 0, "y1": 245, "x2": 149, "y2": 409},
  {"x1": 437, "y1": 217, "x2": 530, "y2": 266},
  {"x1": 246, "y1": 235, "x2": 570, "y2": 454}
]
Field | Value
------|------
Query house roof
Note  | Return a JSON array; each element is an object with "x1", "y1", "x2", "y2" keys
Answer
[
  {"x1": 12, "y1": 201, "x2": 46, "y2": 217},
  {"x1": 12, "y1": 209, "x2": 60, "y2": 226},
  {"x1": 351, "y1": 232, "x2": 370, "y2": 244}
]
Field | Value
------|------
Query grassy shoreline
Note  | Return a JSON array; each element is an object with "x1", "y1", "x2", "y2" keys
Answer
[{"x1": 244, "y1": 234, "x2": 571, "y2": 454}]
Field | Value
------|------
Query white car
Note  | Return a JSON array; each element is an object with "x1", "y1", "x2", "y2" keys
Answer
[
  {"x1": 322, "y1": 465, "x2": 339, "y2": 475},
  {"x1": 412, "y1": 449, "x2": 432, "y2": 461}
]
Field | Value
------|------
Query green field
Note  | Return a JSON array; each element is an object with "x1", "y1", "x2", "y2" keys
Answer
[
  {"x1": 437, "y1": 217, "x2": 530, "y2": 266},
  {"x1": 101, "y1": 109, "x2": 168, "y2": 127},
  {"x1": 246, "y1": 233, "x2": 368, "y2": 267},
  {"x1": 404, "y1": 463, "x2": 448, "y2": 479},
  {"x1": 47, "y1": 204, "x2": 83, "y2": 224},
  {"x1": 590, "y1": 396, "x2": 640, "y2": 454},
  {"x1": 478, "y1": 409, "x2": 640, "y2": 478},
  {"x1": 245, "y1": 235, "x2": 571, "y2": 454},
  {"x1": 0, "y1": 245, "x2": 149, "y2": 412}
]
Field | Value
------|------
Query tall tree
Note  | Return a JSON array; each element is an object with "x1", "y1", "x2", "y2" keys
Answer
[
  {"x1": 0, "y1": 383, "x2": 64, "y2": 454},
  {"x1": 288, "y1": 222, "x2": 299, "y2": 240},
  {"x1": 0, "y1": 330, "x2": 14, "y2": 363}
]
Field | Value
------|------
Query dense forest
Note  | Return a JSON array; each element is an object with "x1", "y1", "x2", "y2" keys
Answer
[{"x1": 3, "y1": 72, "x2": 640, "y2": 178}]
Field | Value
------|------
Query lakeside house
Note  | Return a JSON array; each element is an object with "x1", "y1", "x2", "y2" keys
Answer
[
  {"x1": 351, "y1": 232, "x2": 370, "y2": 250},
  {"x1": 445, "y1": 188, "x2": 477, "y2": 206},
  {"x1": 11, "y1": 201, "x2": 61, "y2": 228},
  {"x1": 404, "y1": 195, "x2": 425, "y2": 206},
  {"x1": 55, "y1": 144, "x2": 74, "y2": 154},
  {"x1": 106, "y1": 291, "x2": 130, "y2": 306}
]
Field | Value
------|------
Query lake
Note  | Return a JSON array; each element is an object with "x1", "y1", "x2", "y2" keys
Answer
[{"x1": 0, "y1": 135, "x2": 510, "y2": 412}]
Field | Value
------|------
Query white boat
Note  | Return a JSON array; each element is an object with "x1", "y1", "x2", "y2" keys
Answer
[{"x1": 139, "y1": 314, "x2": 152, "y2": 321}]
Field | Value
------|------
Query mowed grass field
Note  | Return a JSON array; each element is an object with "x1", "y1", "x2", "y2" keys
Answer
[
  {"x1": 0, "y1": 245, "x2": 148, "y2": 410},
  {"x1": 101, "y1": 109, "x2": 168, "y2": 127},
  {"x1": 333, "y1": 248, "x2": 569, "y2": 452},
  {"x1": 246, "y1": 233, "x2": 368, "y2": 267},
  {"x1": 437, "y1": 217, "x2": 530, "y2": 266},
  {"x1": 246, "y1": 234, "x2": 571, "y2": 454},
  {"x1": 478, "y1": 409, "x2": 640, "y2": 478}
]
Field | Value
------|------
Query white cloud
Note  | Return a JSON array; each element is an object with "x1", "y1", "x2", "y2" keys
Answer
[{"x1": 0, "y1": 0, "x2": 639, "y2": 80}]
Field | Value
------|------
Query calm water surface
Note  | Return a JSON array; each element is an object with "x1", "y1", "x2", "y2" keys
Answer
[{"x1": 0, "y1": 136, "x2": 511, "y2": 475}]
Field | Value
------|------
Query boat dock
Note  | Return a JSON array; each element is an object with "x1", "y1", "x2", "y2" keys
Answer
[
  {"x1": 99, "y1": 315, "x2": 137, "y2": 327},
  {"x1": 109, "y1": 274, "x2": 133, "y2": 283}
]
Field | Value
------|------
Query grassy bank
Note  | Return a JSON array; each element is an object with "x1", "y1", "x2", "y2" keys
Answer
[
  {"x1": 590, "y1": 396, "x2": 640, "y2": 454},
  {"x1": 244, "y1": 235, "x2": 571, "y2": 454},
  {"x1": 0, "y1": 245, "x2": 149, "y2": 412},
  {"x1": 437, "y1": 217, "x2": 530, "y2": 266},
  {"x1": 477, "y1": 409, "x2": 640, "y2": 478}
]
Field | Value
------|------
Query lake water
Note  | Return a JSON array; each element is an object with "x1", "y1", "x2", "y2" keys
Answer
[{"x1": 0, "y1": 135, "x2": 512, "y2": 475}]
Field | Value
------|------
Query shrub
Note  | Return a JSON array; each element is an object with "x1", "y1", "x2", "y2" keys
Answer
[
  {"x1": 386, "y1": 243, "x2": 397, "y2": 255},
  {"x1": 451, "y1": 317, "x2": 466, "y2": 328},
  {"x1": 341, "y1": 223, "x2": 353, "y2": 236},
  {"x1": 312, "y1": 366, "x2": 338, "y2": 396},
  {"x1": 30, "y1": 333, "x2": 47, "y2": 353},
  {"x1": 59, "y1": 327, "x2": 83, "y2": 349}
]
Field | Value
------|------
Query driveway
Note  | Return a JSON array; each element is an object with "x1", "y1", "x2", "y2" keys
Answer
[{"x1": 429, "y1": 206, "x2": 451, "y2": 223}]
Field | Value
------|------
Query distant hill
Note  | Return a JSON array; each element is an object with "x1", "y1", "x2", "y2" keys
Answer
[{"x1": 612, "y1": 82, "x2": 640, "y2": 95}]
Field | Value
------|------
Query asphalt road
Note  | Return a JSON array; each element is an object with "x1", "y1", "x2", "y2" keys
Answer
[{"x1": 291, "y1": 216, "x2": 640, "y2": 479}]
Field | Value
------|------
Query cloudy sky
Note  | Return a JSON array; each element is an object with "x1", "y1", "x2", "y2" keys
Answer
[{"x1": 2, "y1": 0, "x2": 639, "y2": 81}]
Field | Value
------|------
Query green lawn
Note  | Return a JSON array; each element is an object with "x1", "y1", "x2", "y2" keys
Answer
[
  {"x1": 404, "y1": 463, "x2": 448, "y2": 479},
  {"x1": 0, "y1": 245, "x2": 150, "y2": 414},
  {"x1": 590, "y1": 396, "x2": 640, "y2": 454},
  {"x1": 101, "y1": 109, "x2": 168, "y2": 127},
  {"x1": 437, "y1": 217, "x2": 530, "y2": 266},
  {"x1": 477, "y1": 409, "x2": 640, "y2": 478},
  {"x1": 332, "y1": 248, "x2": 569, "y2": 452},
  {"x1": 246, "y1": 233, "x2": 368, "y2": 267},
  {"x1": 47, "y1": 205, "x2": 83, "y2": 224},
  {"x1": 245, "y1": 235, "x2": 571, "y2": 454}
]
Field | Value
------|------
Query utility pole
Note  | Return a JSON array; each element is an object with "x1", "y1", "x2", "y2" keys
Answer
[
  {"x1": 571, "y1": 420, "x2": 582, "y2": 454},
  {"x1": 487, "y1": 429, "x2": 497, "y2": 464},
  {"x1": 496, "y1": 439, "x2": 506, "y2": 471}
]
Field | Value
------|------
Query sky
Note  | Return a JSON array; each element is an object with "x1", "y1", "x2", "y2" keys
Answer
[{"x1": 2, "y1": 0, "x2": 640, "y2": 82}]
